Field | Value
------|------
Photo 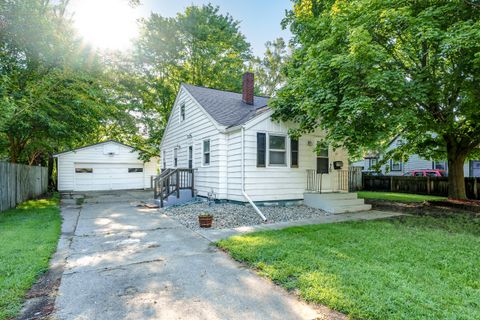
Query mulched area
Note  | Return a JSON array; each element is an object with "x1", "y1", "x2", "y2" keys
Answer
[
  {"x1": 164, "y1": 202, "x2": 328, "y2": 230},
  {"x1": 366, "y1": 198, "x2": 480, "y2": 216},
  {"x1": 428, "y1": 199, "x2": 480, "y2": 213}
]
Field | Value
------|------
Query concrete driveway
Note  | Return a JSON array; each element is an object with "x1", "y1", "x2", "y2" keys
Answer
[{"x1": 54, "y1": 191, "x2": 325, "y2": 320}]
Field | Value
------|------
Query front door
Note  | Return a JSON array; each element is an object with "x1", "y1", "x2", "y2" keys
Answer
[
  {"x1": 316, "y1": 143, "x2": 329, "y2": 174},
  {"x1": 316, "y1": 142, "x2": 331, "y2": 191},
  {"x1": 188, "y1": 146, "x2": 193, "y2": 169}
]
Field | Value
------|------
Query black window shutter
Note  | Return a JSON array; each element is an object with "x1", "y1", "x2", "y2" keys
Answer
[
  {"x1": 291, "y1": 138, "x2": 299, "y2": 167},
  {"x1": 257, "y1": 133, "x2": 266, "y2": 167}
]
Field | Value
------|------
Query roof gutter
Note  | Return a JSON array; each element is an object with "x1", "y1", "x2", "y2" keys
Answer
[
  {"x1": 241, "y1": 126, "x2": 267, "y2": 222},
  {"x1": 222, "y1": 124, "x2": 243, "y2": 133}
]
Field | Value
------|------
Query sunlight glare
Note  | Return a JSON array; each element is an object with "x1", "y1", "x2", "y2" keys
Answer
[{"x1": 70, "y1": 0, "x2": 139, "y2": 50}]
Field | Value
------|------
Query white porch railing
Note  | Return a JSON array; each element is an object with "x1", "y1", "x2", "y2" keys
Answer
[{"x1": 306, "y1": 168, "x2": 362, "y2": 193}]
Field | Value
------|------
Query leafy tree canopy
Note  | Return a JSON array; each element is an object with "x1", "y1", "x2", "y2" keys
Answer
[
  {"x1": 0, "y1": 0, "x2": 138, "y2": 165},
  {"x1": 250, "y1": 38, "x2": 290, "y2": 97},
  {"x1": 132, "y1": 4, "x2": 252, "y2": 153},
  {"x1": 272, "y1": 0, "x2": 480, "y2": 198},
  {"x1": 0, "y1": 1, "x2": 254, "y2": 169}
]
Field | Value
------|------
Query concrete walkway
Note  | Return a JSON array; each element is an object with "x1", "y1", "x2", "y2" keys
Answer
[
  {"x1": 197, "y1": 210, "x2": 404, "y2": 242},
  {"x1": 53, "y1": 192, "x2": 329, "y2": 320}
]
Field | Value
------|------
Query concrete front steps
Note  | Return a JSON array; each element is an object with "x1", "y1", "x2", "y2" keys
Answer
[{"x1": 304, "y1": 192, "x2": 371, "y2": 214}]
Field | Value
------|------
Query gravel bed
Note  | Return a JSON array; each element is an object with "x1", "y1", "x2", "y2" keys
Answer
[{"x1": 163, "y1": 202, "x2": 327, "y2": 230}]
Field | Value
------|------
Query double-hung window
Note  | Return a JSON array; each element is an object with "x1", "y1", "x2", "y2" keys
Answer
[
  {"x1": 390, "y1": 159, "x2": 402, "y2": 171},
  {"x1": 257, "y1": 133, "x2": 298, "y2": 168},
  {"x1": 432, "y1": 161, "x2": 446, "y2": 170},
  {"x1": 368, "y1": 157, "x2": 378, "y2": 170},
  {"x1": 257, "y1": 133, "x2": 266, "y2": 167},
  {"x1": 203, "y1": 140, "x2": 210, "y2": 165},
  {"x1": 163, "y1": 151, "x2": 166, "y2": 169},
  {"x1": 290, "y1": 138, "x2": 299, "y2": 168},
  {"x1": 268, "y1": 134, "x2": 287, "y2": 166},
  {"x1": 173, "y1": 148, "x2": 178, "y2": 167}
]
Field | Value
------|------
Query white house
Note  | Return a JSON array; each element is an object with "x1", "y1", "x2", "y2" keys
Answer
[
  {"x1": 159, "y1": 73, "x2": 371, "y2": 213},
  {"x1": 54, "y1": 140, "x2": 159, "y2": 192},
  {"x1": 352, "y1": 136, "x2": 480, "y2": 177}
]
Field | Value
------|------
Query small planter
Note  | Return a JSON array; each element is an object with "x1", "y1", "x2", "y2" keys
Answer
[{"x1": 198, "y1": 214, "x2": 213, "y2": 228}]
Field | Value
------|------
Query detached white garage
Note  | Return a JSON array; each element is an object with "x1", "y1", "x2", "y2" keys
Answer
[{"x1": 54, "y1": 140, "x2": 159, "y2": 192}]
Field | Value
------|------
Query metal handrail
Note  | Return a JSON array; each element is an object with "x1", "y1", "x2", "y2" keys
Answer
[
  {"x1": 153, "y1": 168, "x2": 195, "y2": 207},
  {"x1": 306, "y1": 169, "x2": 355, "y2": 193},
  {"x1": 306, "y1": 169, "x2": 323, "y2": 193}
]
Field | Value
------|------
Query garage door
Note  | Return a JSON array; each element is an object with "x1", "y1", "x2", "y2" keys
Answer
[{"x1": 74, "y1": 163, "x2": 144, "y2": 191}]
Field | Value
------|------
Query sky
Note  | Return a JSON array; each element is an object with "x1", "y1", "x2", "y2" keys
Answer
[
  {"x1": 68, "y1": 0, "x2": 292, "y2": 56},
  {"x1": 139, "y1": 0, "x2": 292, "y2": 56}
]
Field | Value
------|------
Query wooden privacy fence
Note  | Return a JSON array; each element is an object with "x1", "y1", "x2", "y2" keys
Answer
[
  {"x1": 363, "y1": 175, "x2": 480, "y2": 199},
  {"x1": 348, "y1": 167, "x2": 363, "y2": 192},
  {"x1": 0, "y1": 162, "x2": 48, "y2": 212}
]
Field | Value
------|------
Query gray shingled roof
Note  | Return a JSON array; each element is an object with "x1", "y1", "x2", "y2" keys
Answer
[{"x1": 182, "y1": 83, "x2": 270, "y2": 127}]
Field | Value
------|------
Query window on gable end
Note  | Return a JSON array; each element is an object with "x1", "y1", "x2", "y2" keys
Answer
[{"x1": 180, "y1": 103, "x2": 186, "y2": 122}]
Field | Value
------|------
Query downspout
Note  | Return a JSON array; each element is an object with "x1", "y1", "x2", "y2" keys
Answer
[{"x1": 241, "y1": 126, "x2": 267, "y2": 222}]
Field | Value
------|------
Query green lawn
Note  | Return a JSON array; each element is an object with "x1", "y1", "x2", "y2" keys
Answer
[
  {"x1": 218, "y1": 215, "x2": 480, "y2": 320},
  {"x1": 0, "y1": 196, "x2": 61, "y2": 320},
  {"x1": 358, "y1": 191, "x2": 447, "y2": 202}
]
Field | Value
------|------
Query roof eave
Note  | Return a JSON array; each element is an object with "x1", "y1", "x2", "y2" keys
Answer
[{"x1": 53, "y1": 140, "x2": 135, "y2": 157}]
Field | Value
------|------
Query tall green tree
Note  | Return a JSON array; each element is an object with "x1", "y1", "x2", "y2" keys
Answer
[
  {"x1": 272, "y1": 0, "x2": 480, "y2": 199},
  {"x1": 0, "y1": 0, "x2": 137, "y2": 165},
  {"x1": 251, "y1": 38, "x2": 290, "y2": 97},
  {"x1": 133, "y1": 4, "x2": 252, "y2": 147}
]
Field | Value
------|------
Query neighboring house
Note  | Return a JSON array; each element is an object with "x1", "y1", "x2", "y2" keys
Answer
[
  {"x1": 160, "y1": 73, "x2": 354, "y2": 204},
  {"x1": 54, "y1": 140, "x2": 159, "y2": 191},
  {"x1": 351, "y1": 136, "x2": 480, "y2": 177}
]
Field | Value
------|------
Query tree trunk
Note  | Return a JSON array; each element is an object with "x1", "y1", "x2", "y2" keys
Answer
[
  {"x1": 9, "y1": 146, "x2": 19, "y2": 163},
  {"x1": 7, "y1": 135, "x2": 25, "y2": 164},
  {"x1": 447, "y1": 148, "x2": 467, "y2": 199},
  {"x1": 48, "y1": 155, "x2": 55, "y2": 189}
]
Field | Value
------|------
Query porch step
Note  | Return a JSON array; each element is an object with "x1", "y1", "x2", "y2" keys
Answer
[
  {"x1": 320, "y1": 198, "x2": 365, "y2": 206},
  {"x1": 324, "y1": 204, "x2": 372, "y2": 214},
  {"x1": 304, "y1": 192, "x2": 371, "y2": 214},
  {"x1": 304, "y1": 192, "x2": 358, "y2": 200}
]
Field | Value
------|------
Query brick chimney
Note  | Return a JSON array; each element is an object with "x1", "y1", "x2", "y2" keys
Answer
[{"x1": 242, "y1": 72, "x2": 254, "y2": 105}]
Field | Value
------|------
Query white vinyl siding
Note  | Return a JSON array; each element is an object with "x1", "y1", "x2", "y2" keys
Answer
[
  {"x1": 160, "y1": 86, "x2": 224, "y2": 198},
  {"x1": 226, "y1": 114, "x2": 348, "y2": 202},
  {"x1": 160, "y1": 89, "x2": 350, "y2": 202}
]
